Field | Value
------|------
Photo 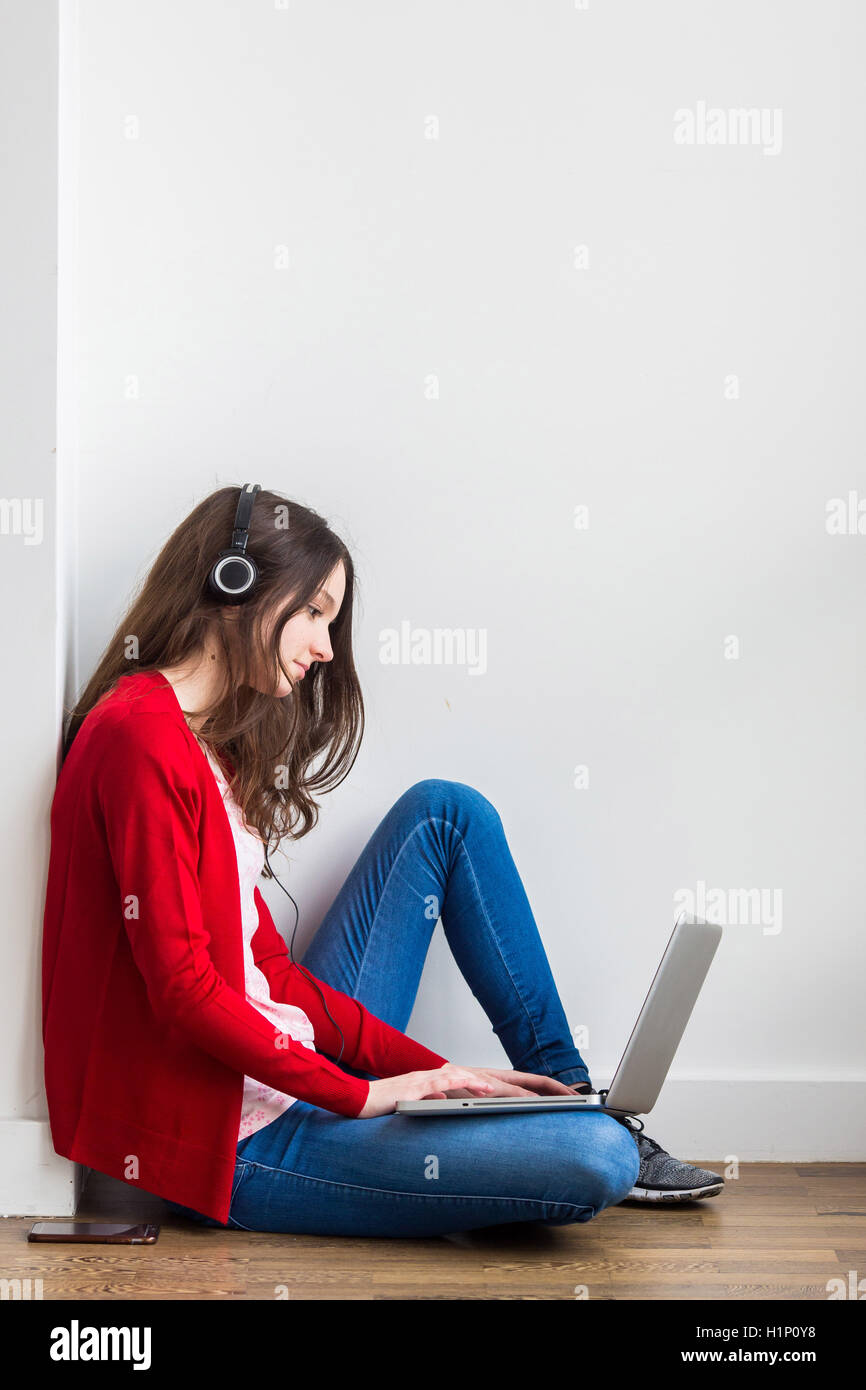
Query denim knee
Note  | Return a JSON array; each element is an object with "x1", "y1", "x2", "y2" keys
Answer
[
  {"x1": 400, "y1": 778, "x2": 501, "y2": 827},
  {"x1": 578, "y1": 1116, "x2": 641, "y2": 1213}
]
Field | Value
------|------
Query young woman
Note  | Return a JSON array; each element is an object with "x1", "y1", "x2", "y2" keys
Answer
[{"x1": 42, "y1": 484, "x2": 723, "y2": 1238}]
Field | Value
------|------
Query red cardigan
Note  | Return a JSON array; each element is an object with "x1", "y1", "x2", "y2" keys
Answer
[{"x1": 41, "y1": 669, "x2": 449, "y2": 1224}]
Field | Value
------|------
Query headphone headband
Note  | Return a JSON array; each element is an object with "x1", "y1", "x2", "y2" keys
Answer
[{"x1": 230, "y1": 482, "x2": 260, "y2": 552}]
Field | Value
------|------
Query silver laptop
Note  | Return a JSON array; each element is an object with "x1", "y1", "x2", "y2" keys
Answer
[{"x1": 396, "y1": 913, "x2": 722, "y2": 1119}]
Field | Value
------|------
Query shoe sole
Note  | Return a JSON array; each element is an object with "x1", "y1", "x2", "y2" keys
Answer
[{"x1": 624, "y1": 1182, "x2": 724, "y2": 1203}]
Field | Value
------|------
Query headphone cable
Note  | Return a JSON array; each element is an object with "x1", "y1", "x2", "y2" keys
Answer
[{"x1": 262, "y1": 842, "x2": 345, "y2": 1063}]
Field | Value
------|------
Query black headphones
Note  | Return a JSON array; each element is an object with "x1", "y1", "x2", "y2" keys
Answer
[
  {"x1": 207, "y1": 483, "x2": 261, "y2": 604},
  {"x1": 205, "y1": 482, "x2": 348, "y2": 1065}
]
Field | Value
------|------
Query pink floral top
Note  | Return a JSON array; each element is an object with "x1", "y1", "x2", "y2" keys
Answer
[{"x1": 196, "y1": 738, "x2": 317, "y2": 1141}]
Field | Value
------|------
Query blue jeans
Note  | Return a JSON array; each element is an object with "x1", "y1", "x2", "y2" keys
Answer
[{"x1": 166, "y1": 780, "x2": 639, "y2": 1236}]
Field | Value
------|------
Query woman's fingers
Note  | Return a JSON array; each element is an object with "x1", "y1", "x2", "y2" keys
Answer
[
  {"x1": 437, "y1": 1066, "x2": 582, "y2": 1100},
  {"x1": 495, "y1": 1070, "x2": 578, "y2": 1095}
]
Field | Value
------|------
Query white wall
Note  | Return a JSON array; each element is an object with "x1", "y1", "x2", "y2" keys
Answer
[
  {"x1": 0, "y1": 0, "x2": 85, "y2": 1216},
  {"x1": 5, "y1": 2, "x2": 865, "y2": 1215}
]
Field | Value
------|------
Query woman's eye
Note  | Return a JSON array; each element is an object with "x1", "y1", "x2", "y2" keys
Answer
[{"x1": 308, "y1": 605, "x2": 322, "y2": 619}]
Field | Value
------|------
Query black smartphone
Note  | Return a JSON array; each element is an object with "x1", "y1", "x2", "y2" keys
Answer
[{"x1": 28, "y1": 1221, "x2": 159, "y2": 1243}]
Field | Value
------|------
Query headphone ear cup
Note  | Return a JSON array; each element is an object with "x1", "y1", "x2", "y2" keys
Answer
[{"x1": 208, "y1": 549, "x2": 259, "y2": 603}]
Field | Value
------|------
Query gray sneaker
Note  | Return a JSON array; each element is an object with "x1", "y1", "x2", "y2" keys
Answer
[
  {"x1": 565, "y1": 1084, "x2": 725, "y2": 1203},
  {"x1": 619, "y1": 1113, "x2": 725, "y2": 1202}
]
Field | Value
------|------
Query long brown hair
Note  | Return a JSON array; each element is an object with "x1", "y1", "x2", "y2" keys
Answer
[{"x1": 63, "y1": 485, "x2": 365, "y2": 862}]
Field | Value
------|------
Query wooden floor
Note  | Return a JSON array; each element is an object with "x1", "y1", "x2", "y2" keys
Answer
[{"x1": 6, "y1": 1163, "x2": 864, "y2": 1300}]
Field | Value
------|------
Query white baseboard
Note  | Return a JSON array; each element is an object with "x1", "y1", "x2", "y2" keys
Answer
[
  {"x1": 1, "y1": 1081, "x2": 862, "y2": 1216},
  {"x1": 0, "y1": 1119, "x2": 88, "y2": 1218},
  {"x1": 598, "y1": 1078, "x2": 866, "y2": 1162}
]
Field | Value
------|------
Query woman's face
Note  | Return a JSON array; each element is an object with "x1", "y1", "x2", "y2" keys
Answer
[{"x1": 252, "y1": 560, "x2": 347, "y2": 697}]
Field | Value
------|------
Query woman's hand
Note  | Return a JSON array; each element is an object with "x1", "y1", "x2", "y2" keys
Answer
[
  {"x1": 441, "y1": 1067, "x2": 579, "y2": 1100},
  {"x1": 356, "y1": 1064, "x2": 579, "y2": 1117},
  {"x1": 357, "y1": 1064, "x2": 496, "y2": 1119}
]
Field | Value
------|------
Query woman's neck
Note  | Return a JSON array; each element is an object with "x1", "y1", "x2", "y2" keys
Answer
[{"x1": 157, "y1": 654, "x2": 222, "y2": 736}]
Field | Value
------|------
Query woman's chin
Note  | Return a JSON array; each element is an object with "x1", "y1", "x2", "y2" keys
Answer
[{"x1": 244, "y1": 675, "x2": 294, "y2": 698}]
